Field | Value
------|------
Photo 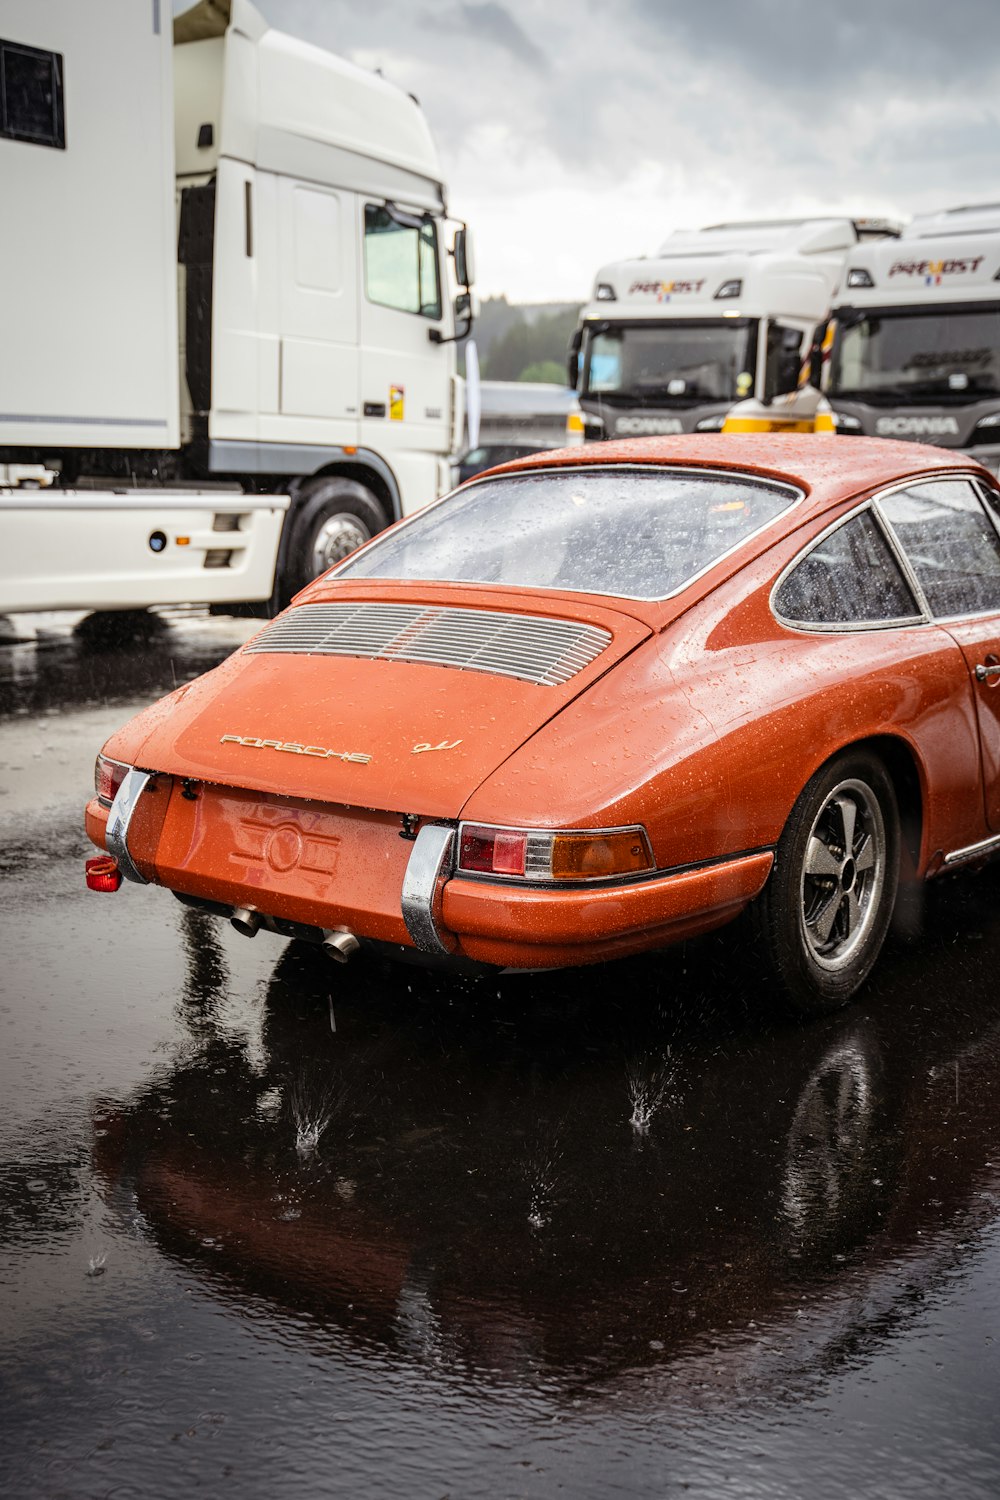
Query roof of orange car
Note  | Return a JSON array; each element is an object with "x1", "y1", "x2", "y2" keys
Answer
[{"x1": 486, "y1": 435, "x2": 986, "y2": 517}]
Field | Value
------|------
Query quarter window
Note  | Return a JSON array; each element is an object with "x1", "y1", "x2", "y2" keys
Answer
[
  {"x1": 775, "y1": 511, "x2": 919, "y2": 626},
  {"x1": 878, "y1": 480, "x2": 1000, "y2": 618},
  {"x1": 364, "y1": 205, "x2": 441, "y2": 319},
  {"x1": 0, "y1": 39, "x2": 65, "y2": 149}
]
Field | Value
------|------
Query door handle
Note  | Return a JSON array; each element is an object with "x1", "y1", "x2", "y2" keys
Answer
[{"x1": 975, "y1": 661, "x2": 1000, "y2": 681}]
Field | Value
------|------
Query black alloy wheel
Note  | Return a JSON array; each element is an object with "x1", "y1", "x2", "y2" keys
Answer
[{"x1": 752, "y1": 750, "x2": 900, "y2": 1017}]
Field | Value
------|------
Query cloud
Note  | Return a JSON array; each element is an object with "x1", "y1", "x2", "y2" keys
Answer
[
  {"x1": 174, "y1": 0, "x2": 1000, "y2": 298},
  {"x1": 636, "y1": 0, "x2": 1000, "y2": 95},
  {"x1": 451, "y1": 2, "x2": 548, "y2": 72}
]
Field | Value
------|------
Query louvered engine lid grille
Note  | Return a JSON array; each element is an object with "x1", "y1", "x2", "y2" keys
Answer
[{"x1": 246, "y1": 602, "x2": 612, "y2": 686}]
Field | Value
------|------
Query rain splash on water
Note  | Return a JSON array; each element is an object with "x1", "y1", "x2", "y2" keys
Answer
[
  {"x1": 525, "y1": 1141, "x2": 563, "y2": 1230},
  {"x1": 289, "y1": 1072, "x2": 339, "y2": 1156},
  {"x1": 627, "y1": 1048, "x2": 680, "y2": 1135}
]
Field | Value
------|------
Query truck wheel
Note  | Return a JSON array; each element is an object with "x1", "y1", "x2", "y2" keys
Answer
[
  {"x1": 751, "y1": 751, "x2": 900, "y2": 1018},
  {"x1": 284, "y1": 477, "x2": 389, "y2": 598},
  {"x1": 75, "y1": 608, "x2": 165, "y2": 650}
]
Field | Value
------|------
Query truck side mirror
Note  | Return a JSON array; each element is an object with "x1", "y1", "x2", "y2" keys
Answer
[
  {"x1": 567, "y1": 328, "x2": 583, "y2": 390},
  {"x1": 428, "y1": 289, "x2": 478, "y2": 345},
  {"x1": 764, "y1": 325, "x2": 804, "y2": 404},
  {"x1": 808, "y1": 322, "x2": 827, "y2": 389},
  {"x1": 455, "y1": 289, "x2": 478, "y2": 336},
  {"x1": 454, "y1": 227, "x2": 474, "y2": 289},
  {"x1": 778, "y1": 349, "x2": 802, "y2": 396}
]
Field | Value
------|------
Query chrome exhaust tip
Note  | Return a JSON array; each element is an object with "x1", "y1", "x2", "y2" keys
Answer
[
  {"x1": 323, "y1": 928, "x2": 360, "y2": 963},
  {"x1": 230, "y1": 906, "x2": 260, "y2": 937}
]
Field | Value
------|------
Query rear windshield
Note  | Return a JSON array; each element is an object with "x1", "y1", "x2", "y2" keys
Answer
[{"x1": 336, "y1": 468, "x2": 798, "y2": 601}]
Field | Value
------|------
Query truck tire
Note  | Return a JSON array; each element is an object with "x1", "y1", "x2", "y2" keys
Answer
[
  {"x1": 283, "y1": 477, "x2": 389, "y2": 600},
  {"x1": 75, "y1": 608, "x2": 166, "y2": 650}
]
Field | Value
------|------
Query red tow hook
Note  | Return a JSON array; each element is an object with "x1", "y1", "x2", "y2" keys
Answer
[{"x1": 86, "y1": 855, "x2": 123, "y2": 892}]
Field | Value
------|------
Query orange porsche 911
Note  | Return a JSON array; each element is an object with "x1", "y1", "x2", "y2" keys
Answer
[{"x1": 85, "y1": 435, "x2": 1000, "y2": 1015}]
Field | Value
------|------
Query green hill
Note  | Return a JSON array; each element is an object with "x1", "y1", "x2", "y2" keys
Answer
[{"x1": 462, "y1": 298, "x2": 581, "y2": 384}]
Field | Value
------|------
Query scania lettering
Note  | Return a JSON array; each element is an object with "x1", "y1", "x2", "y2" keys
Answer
[
  {"x1": 569, "y1": 218, "x2": 898, "y2": 442},
  {"x1": 616, "y1": 417, "x2": 684, "y2": 435},
  {"x1": 825, "y1": 204, "x2": 1000, "y2": 469},
  {"x1": 0, "y1": 0, "x2": 474, "y2": 619},
  {"x1": 875, "y1": 416, "x2": 961, "y2": 438}
]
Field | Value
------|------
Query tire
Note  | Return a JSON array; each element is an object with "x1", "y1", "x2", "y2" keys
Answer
[
  {"x1": 74, "y1": 608, "x2": 165, "y2": 650},
  {"x1": 283, "y1": 476, "x2": 389, "y2": 600},
  {"x1": 752, "y1": 750, "x2": 900, "y2": 1018}
]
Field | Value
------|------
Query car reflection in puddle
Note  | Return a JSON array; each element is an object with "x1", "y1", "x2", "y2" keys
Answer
[{"x1": 90, "y1": 888, "x2": 1000, "y2": 1406}]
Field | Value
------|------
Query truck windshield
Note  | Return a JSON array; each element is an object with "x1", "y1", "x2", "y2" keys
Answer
[
  {"x1": 829, "y1": 305, "x2": 1000, "y2": 403},
  {"x1": 583, "y1": 321, "x2": 755, "y2": 406},
  {"x1": 335, "y1": 468, "x2": 796, "y2": 601}
]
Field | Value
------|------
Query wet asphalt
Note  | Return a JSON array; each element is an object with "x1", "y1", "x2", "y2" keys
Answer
[{"x1": 2, "y1": 613, "x2": 1000, "y2": 1499}]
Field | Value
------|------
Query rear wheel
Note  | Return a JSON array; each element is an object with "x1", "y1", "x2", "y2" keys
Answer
[
  {"x1": 282, "y1": 476, "x2": 389, "y2": 601},
  {"x1": 753, "y1": 751, "x2": 900, "y2": 1017}
]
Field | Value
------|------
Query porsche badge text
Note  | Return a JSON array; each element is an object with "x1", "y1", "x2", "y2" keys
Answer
[{"x1": 220, "y1": 735, "x2": 371, "y2": 764}]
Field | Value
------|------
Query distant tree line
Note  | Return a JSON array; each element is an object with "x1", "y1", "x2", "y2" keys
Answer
[{"x1": 461, "y1": 298, "x2": 581, "y2": 384}]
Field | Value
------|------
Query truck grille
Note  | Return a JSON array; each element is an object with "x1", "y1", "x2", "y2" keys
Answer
[{"x1": 246, "y1": 602, "x2": 611, "y2": 687}]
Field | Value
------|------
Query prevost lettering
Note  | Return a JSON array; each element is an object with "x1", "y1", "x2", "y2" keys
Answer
[
  {"x1": 874, "y1": 416, "x2": 960, "y2": 436},
  {"x1": 888, "y1": 257, "x2": 985, "y2": 277},
  {"x1": 628, "y1": 279, "x2": 705, "y2": 295}
]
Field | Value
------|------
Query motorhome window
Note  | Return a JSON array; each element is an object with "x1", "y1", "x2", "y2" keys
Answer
[
  {"x1": 0, "y1": 40, "x2": 65, "y2": 149},
  {"x1": 775, "y1": 512, "x2": 919, "y2": 627},
  {"x1": 828, "y1": 307, "x2": 1000, "y2": 400},
  {"x1": 582, "y1": 321, "x2": 755, "y2": 404},
  {"x1": 336, "y1": 469, "x2": 796, "y2": 601},
  {"x1": 364, "y1": 205, "x2": 441, "y2": 320},
  {"x1": 878, "y1": 480, "x2": 1000, "y2": 617}
]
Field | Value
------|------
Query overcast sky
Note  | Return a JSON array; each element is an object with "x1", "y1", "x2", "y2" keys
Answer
[{"x1": 187, "y1": 0, "x2": 1000, "y2": 302}]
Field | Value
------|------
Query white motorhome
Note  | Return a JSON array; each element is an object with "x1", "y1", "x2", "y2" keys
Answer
[
  {"x1": 0, "y1": 0, "x2": 473, "y2": 617},
  {"x1": 824, "y1": 205, "x2": 1000, "y2": 469},
  {"x1": 569, "y1": 218, "x2": 897, "y2": 442}
]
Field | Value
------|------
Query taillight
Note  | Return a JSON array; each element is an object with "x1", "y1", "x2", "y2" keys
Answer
[
  {"x1": 95, "y1": 754, "x2": 130, "y2": 807},
  {"x1": 457, "y1": 824, "x2": 653, "y2": 882},
  {"x1": 86, "y1": 855, "x2": 123, "y2": 892}
]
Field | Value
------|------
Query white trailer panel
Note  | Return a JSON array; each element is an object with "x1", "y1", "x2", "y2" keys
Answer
[
  {"x1": 0, "y1": 492, "x2": 288, "y2": 613},
  {"x1": 0, "y1": 0, "x2": 179, "y2": 451}
]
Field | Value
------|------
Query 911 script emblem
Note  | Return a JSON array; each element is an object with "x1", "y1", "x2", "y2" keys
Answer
[{"x1": 412, "y1": 739, "x2": 463, "y2": 755}]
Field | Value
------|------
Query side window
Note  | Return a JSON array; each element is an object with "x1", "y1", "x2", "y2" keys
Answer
[
  {"x1": 0, "y1": 39, "x2": 65, "y2": 149},
  {"x1": 775, "y1": 511, "x2": 919, "y2": 627},
  {"x1": 878, "y1": 480, "x2": 1000, "y2": 618},
  {"x1": 363, "y1": 205, "x2": 441, "y2": 319}
]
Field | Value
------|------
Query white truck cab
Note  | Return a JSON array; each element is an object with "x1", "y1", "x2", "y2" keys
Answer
[
  {"x1": 0, "y1": 0, "x2": 473, "y2": 617},
  {"x1": 825, "y1": 204, "x2": 1000, "y2": 470},
  {"x1": 570, "y1": 218, "x2": 898, "y2": 441}
]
